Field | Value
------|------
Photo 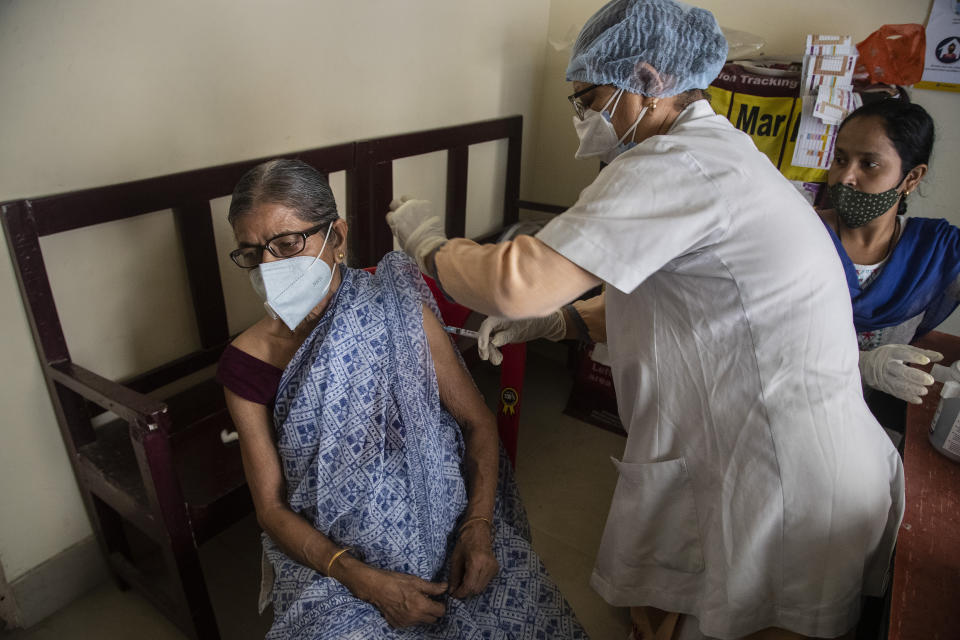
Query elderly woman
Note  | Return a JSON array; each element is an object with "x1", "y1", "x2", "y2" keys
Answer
[{"x1": 216, "y1": 159, "x2": 585, "y2": 639}]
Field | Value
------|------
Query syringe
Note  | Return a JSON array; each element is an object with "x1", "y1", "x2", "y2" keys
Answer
[{"x1": 444, "y1": 326, "x2": 480, "y2": 340}]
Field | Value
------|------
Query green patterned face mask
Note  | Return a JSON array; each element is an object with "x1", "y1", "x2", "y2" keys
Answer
[{"x1": 829, "y1": 183, "x2": 901, "y2": 228}]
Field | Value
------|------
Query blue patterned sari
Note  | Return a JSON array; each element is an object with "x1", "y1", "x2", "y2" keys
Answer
[{"x1": 263, "y1": 252, "x2": 587, "y2": 639}]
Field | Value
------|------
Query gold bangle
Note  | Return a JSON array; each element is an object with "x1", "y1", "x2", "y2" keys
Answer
[
  {"x1": 458, "y1": 516, "x2": 493, "y2": 535},
  {"x1": 326, "y1": 547, "x2": 352, "y2": 577}
]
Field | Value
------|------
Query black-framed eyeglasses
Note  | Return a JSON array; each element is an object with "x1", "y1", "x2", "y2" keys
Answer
[
  {"x1": 229, "y1": 223, "x2": 329, "y2": 268},
  {"x1": 567, "y1": 84, "x2": 600, "y2": 121}
]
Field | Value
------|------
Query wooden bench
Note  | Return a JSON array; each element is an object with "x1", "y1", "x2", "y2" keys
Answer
[{"x1": 1, "y1": 116, "x2": 547, "y2": 639}]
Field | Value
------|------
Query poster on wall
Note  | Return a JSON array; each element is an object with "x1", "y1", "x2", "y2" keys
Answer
[
  {"x1": 710, "y1": 62, "x2": 827, "y2": 184},
  {"x1": 917, "y1": 0, "x2": 960, "y2": 92}
]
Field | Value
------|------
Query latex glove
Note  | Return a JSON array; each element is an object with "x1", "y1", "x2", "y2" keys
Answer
[
  {"x1": 859, "y1": 344, "x2": 943, "y2": 404},
  {"x1": 385, "y1": 197, "x2": 447, "y2": 275},
  {"x1": 477, "y1": 311, "x2": 566, "y2": 366}
]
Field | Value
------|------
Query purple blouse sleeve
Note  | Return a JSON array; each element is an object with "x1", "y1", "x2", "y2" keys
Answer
[{"x1": 216, "y1": 344, "x2": 283, "y2": 405}]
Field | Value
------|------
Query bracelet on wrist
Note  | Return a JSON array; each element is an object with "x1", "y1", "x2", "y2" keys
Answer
[
  {"x1": 458, "y1": 516, "x2": 494, "y2": 538},
  {"x1": 326, "y1": 547, "x2": 352, "y2": 578}
]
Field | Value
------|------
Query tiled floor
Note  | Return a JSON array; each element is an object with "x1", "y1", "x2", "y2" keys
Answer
[{"x1": 3, "y1": 345, "x2": 632, "y2": 639}]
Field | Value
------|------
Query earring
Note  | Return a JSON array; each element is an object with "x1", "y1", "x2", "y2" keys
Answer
[
  {"x1": 905, "y1": 190, "x2": 912, "y2": 196},
  {"x1": 337, "y1": 252, "x2": 345, "y2": 262},
  {"x1": 650, "y1": 99, "x2": 658, "y2": 110}
]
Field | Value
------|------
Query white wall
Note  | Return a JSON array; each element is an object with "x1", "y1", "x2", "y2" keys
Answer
[
  {"x1": 0, "y1": 0, "x2": 551, "y2": 583},
  {"x1": 529, "y1": 0, "x2": 960, "y2": 330}
]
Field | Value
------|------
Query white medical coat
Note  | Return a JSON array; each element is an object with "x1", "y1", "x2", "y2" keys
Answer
[{"x1": 536, "y1": 101, "x2": 904, "y2": 639}]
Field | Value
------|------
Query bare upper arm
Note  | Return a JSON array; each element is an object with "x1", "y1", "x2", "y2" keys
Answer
[
  {"x1": 224, "y1": 388, "x2": 287, "y2": 514},
  {"x1": 420, "y1": 304, "x2": 493, "y2": 427}
]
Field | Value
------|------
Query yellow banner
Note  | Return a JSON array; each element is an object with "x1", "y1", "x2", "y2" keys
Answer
[{"x1": 712, "y1": 87, "x2": 826, "y2": 183}]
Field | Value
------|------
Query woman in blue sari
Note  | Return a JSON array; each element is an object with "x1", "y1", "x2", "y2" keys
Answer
[
  {"x1": 818, "y1": 98, "x2": 960, "y2": 407},
  {"x1": 217, "y1": 159, "x2": 585, "y2": 639}
]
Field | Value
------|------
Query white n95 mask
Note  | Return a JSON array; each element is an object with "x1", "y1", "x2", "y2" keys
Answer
[
  {"x1": 248, "y1": 224, "x2": 334, "y2": 330},
  {"x1": 573, "y1": 88, "x2": 647, "y2": 164}
]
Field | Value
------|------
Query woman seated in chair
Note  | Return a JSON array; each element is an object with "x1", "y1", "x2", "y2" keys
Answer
[{"x1": 217, "y1": 159, "x2": 585, "y2": 639}]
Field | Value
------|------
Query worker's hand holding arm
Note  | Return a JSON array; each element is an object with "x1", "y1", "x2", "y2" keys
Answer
[
  {"x1": 859, "y1": 344, "x2": 943, "y2": 404},
  {"x1": 388, "y1": 197, "x2": 607, "y2": 365},
  {"x1": 386, "y1": 198, "x2": 600, "y2": 319},
  {"x1": 386, "y1": 197, "x2": 447, "y2": 277}
]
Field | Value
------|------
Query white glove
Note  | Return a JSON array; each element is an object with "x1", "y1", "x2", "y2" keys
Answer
[
  {"x1": 859, "y1": 344, "x2": 943, "y2": 404},
  {"x1": 477, "y1": 312, "x2": 566, "y2": 366},
  {"x1": 385, "y1": 197, "x2": 447, "y2": 275}
]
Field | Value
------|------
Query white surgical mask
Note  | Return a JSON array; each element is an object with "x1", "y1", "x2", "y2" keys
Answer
[
  {"x1": 249, "y1": 224, "x2": 335, "y2": 330},
  {"x1": 573, "y1": 88, "x2": 648, "y2": 164}
]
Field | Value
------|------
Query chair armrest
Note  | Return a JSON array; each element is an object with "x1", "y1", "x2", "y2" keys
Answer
[{"x1": 48, "y1": 361, "x2": 169, "y2": 431}]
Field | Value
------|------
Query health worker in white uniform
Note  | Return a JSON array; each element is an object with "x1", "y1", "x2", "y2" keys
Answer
[{"x1": 386, "y1": 1, "x2": 904, "y2": 638}]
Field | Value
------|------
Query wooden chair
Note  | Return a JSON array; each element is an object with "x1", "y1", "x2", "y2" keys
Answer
[
  {"x1": 2, "y1": 142, "x2": 354, "y2": 639},
  {"x1": 2, "y1": 116, "x2": 540, "y2": 638}
]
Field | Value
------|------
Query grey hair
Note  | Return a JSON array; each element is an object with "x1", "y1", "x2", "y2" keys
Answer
[{"x1": 228, "y1": 158, "x2": 339, "y2": 227}]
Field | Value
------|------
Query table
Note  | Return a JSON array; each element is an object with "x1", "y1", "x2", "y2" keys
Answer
[{"x1": 888, "y1": 331, "x2": 960, "y2": 640}]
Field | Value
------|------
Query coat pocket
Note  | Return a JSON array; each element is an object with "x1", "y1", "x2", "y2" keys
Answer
[{"x1": 603, "y1": 457, "x2": 704, "y2": 574}]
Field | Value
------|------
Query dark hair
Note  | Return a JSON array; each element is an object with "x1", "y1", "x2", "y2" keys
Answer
[
  {"x1": 838, "y1": 97, "x2": 934, "y2": 215},
  {"x1": 228, "y1": 158, "x2": 338, "y2": 227}
]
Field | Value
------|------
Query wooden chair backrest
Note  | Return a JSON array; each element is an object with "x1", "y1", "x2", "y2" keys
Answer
[
  {"x1": 347, "y1": 116, "x2": 523, "y2": 265},
  {"x1": 2, "y1": 116, "x2": 523, "y2": 395}
]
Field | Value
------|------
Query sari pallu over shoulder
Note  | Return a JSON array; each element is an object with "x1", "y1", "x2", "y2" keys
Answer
[{"x1": 272, "y1": 252, "x2": 466, "y2": 582}]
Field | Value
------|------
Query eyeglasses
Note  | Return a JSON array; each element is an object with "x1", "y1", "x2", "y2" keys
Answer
[
  {"x1": 229, "y1": 224, "x2": 329, "y2": 268},
  {"x1": 567, "y1": 84, "x2": 600, "y2": 121}
]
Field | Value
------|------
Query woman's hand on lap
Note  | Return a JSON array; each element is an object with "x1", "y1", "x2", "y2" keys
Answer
[
  {"x1": 344, "y1": 562, "x2": 447, "y2": 628},
  {"x1": 448, "y1": 523, "x2": 499, "y2": 599}
]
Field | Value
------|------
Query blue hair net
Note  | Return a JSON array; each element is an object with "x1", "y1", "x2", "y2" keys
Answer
[{"x1": 566, "y1": 0, "x2": 727, "y2": 97}]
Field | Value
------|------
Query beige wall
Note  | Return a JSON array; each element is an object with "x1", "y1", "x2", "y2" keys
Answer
[
  {"x1": 0, "y1": 0, "x2": 551, "y2": 582},
  {"x1": 1, "y1": 0, "x2": 955, "y2": 588},
  {"x1": 528, "y1": 0, "x2": 960, "y2": 336}
]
